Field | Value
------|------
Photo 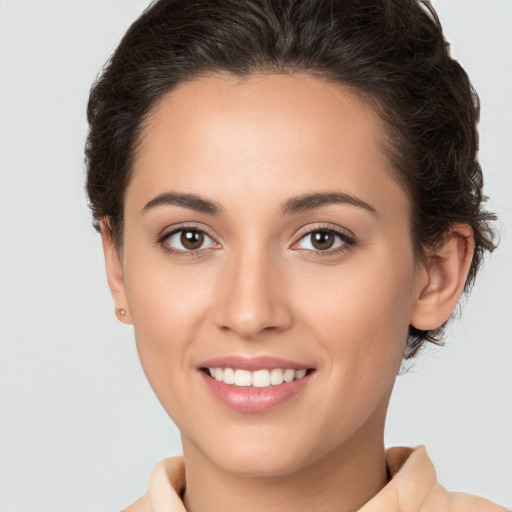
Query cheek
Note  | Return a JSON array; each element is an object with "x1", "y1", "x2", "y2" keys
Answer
[
  {"x1": 298, "y1": 248, "x2": 416, "y2": 391},
  {"x1": 121, "y1": 248, "x2": 215, "y2": 399},
  {"x1": 285, "y1": 262, "x2": 415, "y2": 454},
  {"x1": 300, "y1": 250, "x2": 415, "y2": 341}
]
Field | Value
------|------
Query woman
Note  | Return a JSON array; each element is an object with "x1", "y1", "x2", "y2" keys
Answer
[{"x1": 85, "y1": 0, "x2": 506, "y2": 510}]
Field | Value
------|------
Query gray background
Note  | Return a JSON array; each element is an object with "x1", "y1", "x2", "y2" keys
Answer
[{"x1": 0, "y1": 1, "x2": 510, "y2": 510}]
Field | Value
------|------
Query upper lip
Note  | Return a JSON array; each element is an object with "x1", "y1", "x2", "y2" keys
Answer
[{"x1": 198, "y1": 355, "x2": 313, "y2": 371}]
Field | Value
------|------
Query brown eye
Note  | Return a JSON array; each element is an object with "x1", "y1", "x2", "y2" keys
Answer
[
  {"x1": 181, "y1": 230, "x2": 204, "y2": 250},
  {"x1": 294, "y1": 228, "x2": 354, "y2": 253},
  {"x1": 310, "y1": 231, "x2": 335, "y2": 250},
  {"x1": 163, "y1": 228, "x2": 218, "y2": 253}
]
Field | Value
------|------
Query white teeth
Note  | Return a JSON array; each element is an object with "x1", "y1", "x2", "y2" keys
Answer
[
  {"x1": 234, "y1": 369, "x2": 252, "y2": 387},
  {"x1": 295, "y1": 368, "x2": 307, "y2": 379},
  {"x1": 283, "y1": 369, "x2": 295, "y2": 383},
  {"x1": 207, "y1": 367, "x2": 309, "y2": 387},
  {"x1": 223, "y1": 367, "x2": 235, "y2": 385},
  {"x1": 270, "y1": 368, "x2": 284, "y2": 385},
  {"x1": 252, "y1": 369, "x2": 271, "y2": 388}
]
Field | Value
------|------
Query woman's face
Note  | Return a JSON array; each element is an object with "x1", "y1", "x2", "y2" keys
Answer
[{"x1": 112, "y1": 74, "x2": 428, "y2": 476}]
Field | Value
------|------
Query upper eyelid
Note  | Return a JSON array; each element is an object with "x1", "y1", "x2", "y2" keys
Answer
[
  {"x1": 294, "y1": 223, "x2": 355, "y2": 241},
  {"x1": 158, "y1": 223, "x2": 218, "y2": 242}
]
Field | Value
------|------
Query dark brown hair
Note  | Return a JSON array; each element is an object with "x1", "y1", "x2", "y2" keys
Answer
[{"x1": 85, "y1": 0, "x2": 496, "y2": 358}]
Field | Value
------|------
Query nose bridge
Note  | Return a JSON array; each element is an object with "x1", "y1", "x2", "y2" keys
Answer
[{"x1": 214, "y1": 242, "x2": 292, "y2": 338}]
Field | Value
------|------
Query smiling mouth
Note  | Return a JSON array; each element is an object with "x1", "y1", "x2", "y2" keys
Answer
[{"x1": 202, "y1": 367, "x2": 313, "y2": 388}]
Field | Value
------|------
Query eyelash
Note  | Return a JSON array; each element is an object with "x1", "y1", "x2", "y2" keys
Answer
[
  {"x1": 157, "y1": 225, "x2": 356, "y2": 258},
  {"x1": 293, "y1": 225, "x2": 356, "y2": 257},
  {"x1": 157, "y1": 225, "x2": 219, "y2": 258}
]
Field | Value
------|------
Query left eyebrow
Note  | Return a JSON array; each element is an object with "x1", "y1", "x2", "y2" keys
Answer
[{"x1": 281, "y1": 191, "x2": 377, "y2": 216}]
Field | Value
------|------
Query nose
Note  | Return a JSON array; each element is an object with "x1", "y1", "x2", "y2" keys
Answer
[{"x1": 213, "y1": 248, "x2": 293, "y2": 339}]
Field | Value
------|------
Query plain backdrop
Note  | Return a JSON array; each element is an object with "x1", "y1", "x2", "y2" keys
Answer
[{"x1": 0, "y1": 0, "x2": 511, "y2": 510}]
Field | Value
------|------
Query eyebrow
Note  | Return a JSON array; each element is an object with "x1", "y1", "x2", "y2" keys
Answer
[
  {"x1": 141, "y1": 190, "x2": 376, "y2": 217},
  {"x1": 142, "y1": 192, "x2": 223, "y2": 215},
  {"x1": 281, "y1": 192, "x2": 377, "y2": 216}
]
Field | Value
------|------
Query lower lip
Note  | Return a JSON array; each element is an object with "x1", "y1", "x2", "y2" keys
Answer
[{"x1": 200, "y1": 371, "x2": 312, "y2": 413}]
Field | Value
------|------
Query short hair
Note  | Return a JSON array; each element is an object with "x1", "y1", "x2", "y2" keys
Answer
[{"x1": 85, "y1": 0, "x2": 496, "y2": 358}]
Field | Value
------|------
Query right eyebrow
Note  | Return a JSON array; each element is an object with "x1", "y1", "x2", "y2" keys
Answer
[{"x1": 141, "y1": 192, "x2": 223, "y2": 215}]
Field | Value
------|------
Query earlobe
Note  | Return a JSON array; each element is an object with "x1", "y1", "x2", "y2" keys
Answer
[
  {"x1": 100, "y1": 219, "x2": 132, "y2": 325},
  {"x1": 410, "y1": 224, "x2": 475, "y2": 331}
]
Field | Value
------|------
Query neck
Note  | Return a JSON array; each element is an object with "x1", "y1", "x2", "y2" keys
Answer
[{"x1": 182, "y1": 423, "x2": 388, "y2": 512}]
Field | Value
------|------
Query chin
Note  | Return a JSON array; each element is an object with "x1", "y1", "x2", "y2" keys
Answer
[
  {"x1": 189, "y1": 427, "x2": 323, "y2": 478},
  {"x1": 210, "y1": 449, "x2": 311, "y2": 478}
]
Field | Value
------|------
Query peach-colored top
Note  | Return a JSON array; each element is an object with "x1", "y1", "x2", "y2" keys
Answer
[{"x1": 123, "y1": 446, "x2": 508, "y2": 512}]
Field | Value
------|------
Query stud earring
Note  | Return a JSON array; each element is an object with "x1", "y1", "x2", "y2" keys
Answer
[{"x1": 118, "y1": 308, "x2": 126, "y2": 316}]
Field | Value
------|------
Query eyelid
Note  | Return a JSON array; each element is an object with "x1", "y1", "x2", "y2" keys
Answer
[
  {"x1": 291, "y1": 223, "x2": 356, "y2": 253},
  {"x1": 156, "y1": 222, "x2": 355, "y2": 257},
  {"x1": 157, "y1": 223, "x2": 221, "y2": 256}
]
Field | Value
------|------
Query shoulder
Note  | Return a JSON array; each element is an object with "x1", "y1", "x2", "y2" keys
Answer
[
  {"x1": 384, "y1": 446, "x2": 508, "y2": 512},
  {"x1": 122, "y1": 494, "x2": 152, "y2": 512},
  {"x1": 436, "y1": 489, "x2": 509, "y2": 512},
  {"x1": 121, "y1": 457, "x2": 186, "y2": 512}
]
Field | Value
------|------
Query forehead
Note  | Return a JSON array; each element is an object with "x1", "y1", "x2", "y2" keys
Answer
[
  {"x1": 129, "y1": 73, "x2": 408, "y2": 220},
  {"x1": 139, "y1": 73, "x2": 384, "y2": 163}
]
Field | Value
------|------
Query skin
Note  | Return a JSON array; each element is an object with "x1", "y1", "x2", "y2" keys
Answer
[{"x1": 102, "y1": 74, "x2": 474, "y2": 512}]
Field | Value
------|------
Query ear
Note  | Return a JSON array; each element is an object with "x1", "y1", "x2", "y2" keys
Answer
[
  {"x1": 100, "y1": 219, "x2": 132, "y2": 324},
  {"x1": 410, "y1": 224, "x2": 475, "y2": 331}
]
